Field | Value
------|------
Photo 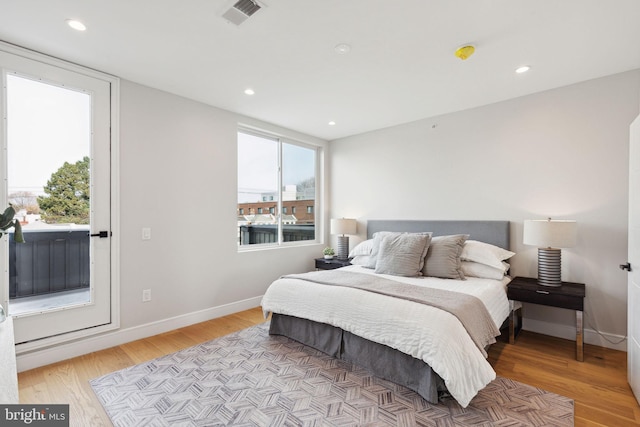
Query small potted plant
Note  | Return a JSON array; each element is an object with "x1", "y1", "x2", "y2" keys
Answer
[{"x1": 323, "y1": 247, "x2": 335, "y2": 259}]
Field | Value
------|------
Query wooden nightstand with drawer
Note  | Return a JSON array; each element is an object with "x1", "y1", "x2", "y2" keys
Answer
[
  {"x1": 315, "y1": 258, "x2": 351, "y2": 270},
  {"x1": 507, "y1": 276, "x2": 586, "y2": 361}
]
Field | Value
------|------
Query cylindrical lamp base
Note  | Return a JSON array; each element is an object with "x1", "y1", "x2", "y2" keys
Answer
[
  {"x1": 537, "y1": 247, "x2": 562, "y2": 287},
  {"x1": 337, "y1": 236, "x2": 350, "y2": 260}
]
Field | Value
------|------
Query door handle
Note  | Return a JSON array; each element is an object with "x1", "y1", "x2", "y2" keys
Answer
[
  {"x1": 620, "y1": 262, "x2": 632, "y2": 272},
  {"x1": 90, "y1": 231, "x2": 111, "y2": 238}
]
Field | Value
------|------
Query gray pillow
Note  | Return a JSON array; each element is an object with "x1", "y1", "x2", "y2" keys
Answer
[
  {"x1": 364, "y1": 231, "x2": 432, "y2": 269},
  {"x1": 363, "y1": 231, "x2": 397, "y2": 269},
  {"x1": 422, "y1": 234, "x2": 469, "y2": 279},
  {"x1": 375, "y1": 233, "x2": 432, "y2": 276}
]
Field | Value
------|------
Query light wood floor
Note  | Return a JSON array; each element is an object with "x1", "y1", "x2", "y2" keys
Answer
[{"x1": 17, "y1": 307, "x2": 640, "y2": 426}]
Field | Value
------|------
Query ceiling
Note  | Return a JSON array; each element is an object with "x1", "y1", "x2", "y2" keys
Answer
[{"x1": 1, "y1": 0, "x2": 639, "y2": 141}]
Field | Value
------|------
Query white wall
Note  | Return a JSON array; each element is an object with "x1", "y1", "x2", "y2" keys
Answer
[
  {"x1": 329, "y1": 69, "x2": 640, "y2": 350},
  {"x1": 17, "y1": 80, "x2": 329, "y2": 370},
  {"x1": 118, "y1": 81, "x2": 329, "y2": 327}
]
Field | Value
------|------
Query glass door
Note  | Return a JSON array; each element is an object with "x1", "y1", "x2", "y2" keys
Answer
[{"x1": 0, "y1": 47, "x2": 114, "y2": 345}]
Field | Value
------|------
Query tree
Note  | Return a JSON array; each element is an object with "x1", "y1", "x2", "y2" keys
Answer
[
  {"x1": 37, "y1": 156, "x2": 90, "y2": 224},
  {"x1": 8, "y1": 191, "x2": 40, "y2": 214},
  {"x1": 297, "y1": 177, "x2": 315, "y2": 200}
]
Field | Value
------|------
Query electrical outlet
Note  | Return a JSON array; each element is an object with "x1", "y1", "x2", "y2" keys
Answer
[{"x1": 142, "y1": 289, "x2": 151, "y2": 302}]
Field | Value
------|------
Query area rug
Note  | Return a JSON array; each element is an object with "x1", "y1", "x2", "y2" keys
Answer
[{"x1": 90, "y1": 323, "x2": 574, "y2": 426}]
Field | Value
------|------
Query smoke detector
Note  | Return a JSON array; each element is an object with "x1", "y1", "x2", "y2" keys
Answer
[
  {"x1": 454, "y1": 44, "x2": 476, "y2": 60},
  {"x1": 222, "y1": 0, "x2": 263, "y2": 26}
]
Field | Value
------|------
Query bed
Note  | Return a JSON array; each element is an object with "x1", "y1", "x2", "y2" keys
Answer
[{"x1": 261, "y1": 220, "x2": 513, "y2": 408}]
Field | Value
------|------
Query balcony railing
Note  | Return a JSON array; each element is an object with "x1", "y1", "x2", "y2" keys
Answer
[
  {"x1": 239, "y1": 224, "x2": 315, "y2": 245},
  {"x1": 9, "y1": 227, "x2": 90, "y2": 299},
  {"x1": 6, "y1": 224, "x2": 313, "y2": 298}
]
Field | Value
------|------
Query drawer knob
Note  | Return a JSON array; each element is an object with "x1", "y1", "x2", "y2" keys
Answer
[{"x1": 536, "y1": 290, "x2": 550, "y2": 295}]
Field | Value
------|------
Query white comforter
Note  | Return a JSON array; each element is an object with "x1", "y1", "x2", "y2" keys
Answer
[{"x1": 261, "y1": 265, "x2": 511, "y2": 407}]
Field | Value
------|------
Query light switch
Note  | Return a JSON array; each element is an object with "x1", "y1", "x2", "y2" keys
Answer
[{"x1": 142, "y1": 227, "x2": 151, "y2": 240}]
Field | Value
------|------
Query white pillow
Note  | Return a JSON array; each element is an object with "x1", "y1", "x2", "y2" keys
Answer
[
  {"x1": 349, "y1": 255, "x2": 371, "y2": 266},
  {"x1": 461, "y1": 261, "x2": 508, "y2": 280},
  {"x1": 348, "y1": 239, "x2": 374, "y2": 258},
  {"x1": 461, "y1": 240, "x2": 515, "y2": 270}
]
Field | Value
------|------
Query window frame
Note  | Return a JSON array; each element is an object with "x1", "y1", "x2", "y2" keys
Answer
[{"x1": 237, "y1": 127, "x2": 321, "y2": 250}]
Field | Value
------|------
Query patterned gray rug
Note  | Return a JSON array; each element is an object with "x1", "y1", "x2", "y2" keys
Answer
[{"x1": 90, "y1": 322, "x2": 574, "y2": 426}]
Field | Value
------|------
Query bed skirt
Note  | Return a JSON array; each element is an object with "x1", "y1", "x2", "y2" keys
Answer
[{"x1": 269, "y1": 313, "x2": 446, "y2": 403}]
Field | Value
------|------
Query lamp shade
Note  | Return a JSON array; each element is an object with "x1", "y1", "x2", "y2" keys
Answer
[
  {"x1": 523, "y1": 219, "x2": 577, "y2": 248},
  {"x1": 330, "y1": 218, "x2": 356, "y2": 235}
]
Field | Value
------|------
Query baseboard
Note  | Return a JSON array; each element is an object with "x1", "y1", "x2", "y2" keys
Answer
[
  {"x1": 17, "y1": 302, "x2": 625, "y2": 372},
  {"x1": 16, "y1": 296, "x2": 264, "y2": 372},
  {"x1": 523, "y1": 318, "x2": 627, "y2": 352}
]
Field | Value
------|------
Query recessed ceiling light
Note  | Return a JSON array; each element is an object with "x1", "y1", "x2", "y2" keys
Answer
[
  {"x1": 515, "y1": 65, "x2": 531, "y2": 74},
  {"x1": 328, "y1": 121, "x2": 336, "y2": 126},
  {"x1": 66, "y1": 19, "x2": 87, "y2": 31},
  {"x1": 244, "y1": 88, "x2": 255, "y2": 95},
  {"x1": 334, "y1": 44, "x2": 351, "y2": 55}
]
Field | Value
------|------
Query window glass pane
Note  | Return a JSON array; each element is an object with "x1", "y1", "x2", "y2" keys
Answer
[
  {"x1": 237, "y1": 132, "x2": 278, "y2": 246},
  {"x1": 6, "y1": 74, "x2": 92, "y2": 314},
  {"x1": 282, "y1": 142, "x2": 315, "y2": 241},
  {"x1": 237, "y1": 131, "x2": 317, "y2": 247}
]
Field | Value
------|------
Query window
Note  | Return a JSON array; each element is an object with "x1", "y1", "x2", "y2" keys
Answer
[{"x1": 238, "y1": 130, "x2": 318, "y2": 247}]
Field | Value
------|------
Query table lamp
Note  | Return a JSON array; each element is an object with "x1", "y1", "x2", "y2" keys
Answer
[
  {"x1": 523, "y1": 218, "x2": 577, "y2": 286},
  {"x1": 330, "y1": 218, "x2": 356, "y2": 260}
]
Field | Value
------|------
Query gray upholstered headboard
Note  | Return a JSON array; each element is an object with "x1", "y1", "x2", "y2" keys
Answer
[{"x1": 366, "y1": 220, "x2": 510, "y2": 250}]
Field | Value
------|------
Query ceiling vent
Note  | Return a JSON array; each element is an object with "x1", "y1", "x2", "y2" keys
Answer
[{"x1": 222, "y1": 0, "x2": 262, "y2": 26}]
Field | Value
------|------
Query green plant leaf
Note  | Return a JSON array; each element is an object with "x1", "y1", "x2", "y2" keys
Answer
[
  {"x1": 13, "y1": 220, "x2": 25, "y2": 243},
  {"x1": 0, "y1": 206, "x2": 14, "y2": 229},
  {"x1": 0, "y1": 206, "x2": 24, "y2": 242}
]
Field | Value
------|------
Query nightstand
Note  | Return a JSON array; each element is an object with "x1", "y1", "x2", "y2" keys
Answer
[
  {"x1": 507, "y1": 276, "x2": 586, "y2": 362},
  {"x1": 315, "y1": 258, "x2": 351, "y2": 270}
]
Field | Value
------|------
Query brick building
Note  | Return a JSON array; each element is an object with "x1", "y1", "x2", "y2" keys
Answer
[{"x1": 237, "y1": 199, "x2": 315, "y2": 224}]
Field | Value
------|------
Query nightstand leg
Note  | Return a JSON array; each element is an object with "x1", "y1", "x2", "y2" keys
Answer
[
  {"x1": 576, "y1": 310, "x2": 584, "y2": 362},
  {"x1": 509, "y1": 310, "x2": 515, "y2": 344},
  {"x1": 509, "y1": 307, "x2": 521, "y2": 344}
]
